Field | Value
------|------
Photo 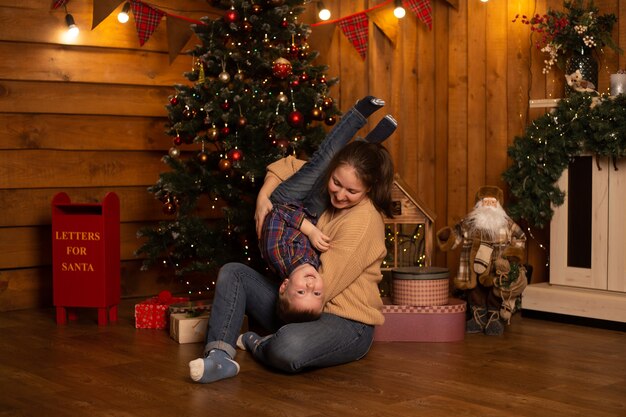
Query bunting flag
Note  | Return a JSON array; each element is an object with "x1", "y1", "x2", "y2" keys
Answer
[
  {"x1": 92, "y1": 0, "x2": 124, "y2": 30},
  {"x1": 312, "y1": 0, "x2": 435, "y2": 60},
  {"x1": 369, "y1": 6, "x2": 398, "y2": 47},
  {"x1": 404, "y1": 0, "x2": 433, "y2": 30},
  {"x1": 51, "y1": 0, "x2": 69, "y2": 9},
  {"x1": 338, "y1": 13, "x2": 369, "y2": 60},
  {"x1": 130, "y1": 1, "x2": 166, "y2": 46},
  {"x1": 167, "y1": 16, "x2": 194, "y2": 64}
]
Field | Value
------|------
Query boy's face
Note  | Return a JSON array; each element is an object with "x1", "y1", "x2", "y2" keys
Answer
[{"x1": 280, "y1": 264, "x2": 324, "y2": 314}]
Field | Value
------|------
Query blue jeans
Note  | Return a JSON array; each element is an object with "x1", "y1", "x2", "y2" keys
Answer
[
  {"x1": 204, "y1": 262, "x2": 375, "y2": 373},
  {"x1": 270, "y1": 107, "x2": 367, "y2": 217}
]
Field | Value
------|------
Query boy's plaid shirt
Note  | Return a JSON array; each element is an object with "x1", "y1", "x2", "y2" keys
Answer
[{"x1": 259, "y1": 203, "x2": 320, "y2": 280}]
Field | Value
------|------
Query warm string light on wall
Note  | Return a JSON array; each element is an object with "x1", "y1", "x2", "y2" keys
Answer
[
  {"x1": 393, "y1": 0, "x2": 406, "y2": 18},
  {"x1": 317, "y1": 1, "x2": 331, "y2": 21},
  {"x1": 117, "y1": 2, "x2": 131, "y2": 24},
  {"x1": 64, "y1": 4, "x2": 79, "y2": 39}
]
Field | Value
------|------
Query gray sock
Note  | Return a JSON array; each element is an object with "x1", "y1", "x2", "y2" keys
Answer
[{"x1": 364, "y1": 115, "x2": 397, "y2": 143}]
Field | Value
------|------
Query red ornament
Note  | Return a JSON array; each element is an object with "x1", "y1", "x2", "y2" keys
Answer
[
  {"x1": 237, "y1": 116, "x2": 247, "y2": 127},
  {"x1": 281, "y1": 18, "x2": 289, "y2": 28},
  {"x1": 288, "y1": 110, "x2": 304, "y2": 127},
  {"x1": 322, "y1": 96, "x2": 334, "y2": 109},
  {"x1": 272, "y1": 58, "x2": 292, "y2": 79},
  {"x1": 220, "y1": 124, "x2": 231, "y2": 136},
  {"x1": 224, "y1": 8, "x2": 239, "y2": 23},
  {"x1": 169, "y1": 96, "x2": 179, "y2": 106},
  {"x1": 299, "y1": 72, "x2": 309, "y2": 83},
  {"x1": 227, "y1": 148, "x2": 243, "y2": 161},
  {"x1": 163, "y1": 202, "x2": 176, "y2": 215},
  {"x1": 289, "y1": 78, "x2": 300, "y2": 88},
  {"x1": 287, "y1": 43, "x2": 299, "y2": 58},
  {"x1": 173, "y1": 135, "x2": 182, "y2": 146},
  {"x1": 220, "y1": 100, "x2": 231, "y2": 111},
  {"x1": 325, "y1": 116, "x2": 337, "y2": 126}
]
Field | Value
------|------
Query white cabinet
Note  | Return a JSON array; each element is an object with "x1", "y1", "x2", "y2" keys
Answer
[{"x1": 522, "y1": 155, "x2": 626, "y2": 322}]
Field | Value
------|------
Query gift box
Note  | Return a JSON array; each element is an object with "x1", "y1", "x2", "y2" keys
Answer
[
  {"x1": 168, "y1": 299, "x2": 212, "y2": 315},
  {"x1": 135, "y1": 291, "x2": 189, "y2": 329},
  {"x1": 169, "y1": 312, "x2": 250, "y2": 344},
  {"x1": 170, "y1": 312, "x2": 210, "y2": 344},
  {"x1": 374, "y1": 298, "x2": 466, "y2": 342},
  {"x1": 392, "y1": 266, "x2": 449, "y2": 306}
]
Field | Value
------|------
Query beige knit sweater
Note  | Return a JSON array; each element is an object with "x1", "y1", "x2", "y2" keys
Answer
[{"x1": 266, "y1": 156, "x2": 386, "y2": 325}]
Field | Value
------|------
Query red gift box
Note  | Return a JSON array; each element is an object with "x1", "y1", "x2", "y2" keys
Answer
[{"x1": 135, "y1": 290, "x2": 189, "y2": 329}]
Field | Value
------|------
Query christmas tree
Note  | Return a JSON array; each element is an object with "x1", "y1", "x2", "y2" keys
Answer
[{"x1": 136, "y1": 0, "x2": 340, "y2": 294}]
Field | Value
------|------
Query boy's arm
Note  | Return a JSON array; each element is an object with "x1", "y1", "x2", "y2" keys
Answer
[{"x1": 300, "y1": 219, "x2": 330, "y2": 252}]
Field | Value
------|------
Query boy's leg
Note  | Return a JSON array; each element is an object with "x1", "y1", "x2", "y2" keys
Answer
[
  {"x1": 270, "y1": 97, "x2": 384, "y2": 214},
  {"x1": 189, "y1": 262, "x2": 282, "y2": 383},
  {"x1": 246, "y1": 313, "x2": 375, "y2": 373}
]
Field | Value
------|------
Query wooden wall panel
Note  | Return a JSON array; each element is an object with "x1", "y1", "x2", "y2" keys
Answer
[{"x1": 2, "y1": 0, "x2": 625, "y2": 310}]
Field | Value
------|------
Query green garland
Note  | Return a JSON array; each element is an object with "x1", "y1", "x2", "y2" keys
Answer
[{"x1": 503, "y1": 92, "x2": 626, "y2": 228}]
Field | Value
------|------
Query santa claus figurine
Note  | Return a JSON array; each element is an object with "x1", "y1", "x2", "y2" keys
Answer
[{"x1": 437, "y1": 186, "x2": 527, "y2": 336}]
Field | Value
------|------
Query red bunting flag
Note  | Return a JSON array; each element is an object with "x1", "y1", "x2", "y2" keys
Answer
[
  {"x1": 51, "y1": 0, "x2": 69, "y2": 9},
  {"x1": 338, "y1": 13, "x2": 369, "y2": 60},
  {"x1": 131, "y1": 1, "x2": 166, "y2": 46},
  {"x1": 404, "y1": 0, "x2": 432, "y2": 30}
]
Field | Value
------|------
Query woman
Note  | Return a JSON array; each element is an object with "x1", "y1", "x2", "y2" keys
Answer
[{"x1": 189, "y1": 134, "x2": 395, "y2": 384}]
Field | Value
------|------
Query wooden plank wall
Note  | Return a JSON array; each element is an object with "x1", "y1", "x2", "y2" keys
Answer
[{"x1": 1, "y1": 0, "x2": 624, "y2": 311}]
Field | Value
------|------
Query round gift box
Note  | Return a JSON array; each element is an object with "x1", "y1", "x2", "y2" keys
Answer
[{"x1": 392, "y1": 266, "x2": 449, "y2": 306}]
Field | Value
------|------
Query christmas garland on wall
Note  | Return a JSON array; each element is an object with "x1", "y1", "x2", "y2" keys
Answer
[{"x1": 503, "y1": 92, "x2": 626, "y2": 229}]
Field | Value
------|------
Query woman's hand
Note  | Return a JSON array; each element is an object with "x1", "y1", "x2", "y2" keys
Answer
[{"x1": 255, "y1": 194, "x2": 273, "y2": 238}]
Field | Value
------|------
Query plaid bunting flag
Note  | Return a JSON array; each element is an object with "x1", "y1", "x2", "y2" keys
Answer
[
  {"x1": 51, "y1": 0, "x2": 69, "y2": 9},
  {"x1": 131, "y1": 1, "x2": 166, "y2": 46},
  {"x1": 338, "y1": 13, "x2": 369, "y2": 60},
  {"x1": 404, "y1": 0, "x2": 432, "y2": 30}
]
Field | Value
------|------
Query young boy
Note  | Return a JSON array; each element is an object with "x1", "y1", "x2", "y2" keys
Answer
[{"x1": 257, "y1": 96, "x2": 397, "y2": 323}]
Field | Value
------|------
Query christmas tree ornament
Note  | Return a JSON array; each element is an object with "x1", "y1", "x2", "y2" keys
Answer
[
  {"x1": 277, "y1": 91, "x2": 288, "y2": 104},
  {"x1": 298, "y1": 42, "x2": 310, "y2": 60},
  {"x1": 280, "y1": 18, "x2": 289, "y2": 28},
  {"x1": 220, "y1": 123, "x2": 231, "y2": 136},
  {"x1": 288, "y1": 110, "x2": 304, "y2": 127},
  {"x1": 169, "y1": 147, "x2": 180, "y2": 158},
  {"x1": 218, "y1": 158, "x2": 232, "y2": 171},
  {"x1": 224, "y1": 6, "x2": 239, "y2": 23},
  {"x1": 322, "y1": 96, "x2": 333, "y2": 109},
  {"x1": 272, "y1": 58, "x2": 292, "y2": 79},
  {"x1": 319, "y1": 75, "x2": 326, "y2": 84},
  {"x1": 207, "y1": 125, "x2": 220, "y2": 141},
  {"x1": 251, "y1": 3, "x2": 262, "y2": 14},
  {"x1": 266, "y1": 130, "x2": 277, "y2": 145},
  {"x1": 173, "y1": 134, "x2": 183, "y2": 146},
  {"x1": 299, "y1": 72, "x2": 309, "y2": 83},
  {"x1": 289, "y1": 78, "x2": 300, "y2": 88},
  {"x1": 311, "y1": 106, "x2": 323, "y2": 120},
  {"x1": 275, "y1": 138, "x2": 290, "y2": 149},
  {"x1": 237, "y1": 115, "x2": 247, "y2": 127},
  {"x1": 219, "y1": 70, "x2": 231, "y2": 83},
  {"x1": 169, "y1": 96, "x2": 179, "y2": 106},
  {"x1": 197, "y1": 151, "x2": 209, "y2": 164},
  {"x1": 220, "y1": 100, "x2": 231, "y2": 111},
  {"x1": 163, "y1": 201, "x2": 176, "y2": 215},
  {"x1": 234, "y1": 69, "x2": 244, "y2": 81},
  {"x1": 324, "y1": 115, "x2": 337, "y2": 126},
  {"x1": 242, "y1": 17, "x2": 252, "y2": 32},
  {"x1": 227, "y1": 148, "x2": 243, "y2": 161}
]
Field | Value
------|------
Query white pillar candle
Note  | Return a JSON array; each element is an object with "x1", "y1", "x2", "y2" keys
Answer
[{"x1": 610, "y1": 73, "x2": 626, "y2": 96}]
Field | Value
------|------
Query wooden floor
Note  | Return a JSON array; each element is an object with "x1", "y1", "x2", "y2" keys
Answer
[{"x1": 1, "y1": 300, "x2": 625, "y2": 417}]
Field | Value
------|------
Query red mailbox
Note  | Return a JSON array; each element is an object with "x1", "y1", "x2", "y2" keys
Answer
[{"x1": 52, "y1": 192, "x2": 120, "y2": 325}]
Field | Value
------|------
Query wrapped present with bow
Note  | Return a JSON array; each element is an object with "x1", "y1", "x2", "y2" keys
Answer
[{"x1": 134, "y1": 290, "x2": 189, "y2": 329}]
